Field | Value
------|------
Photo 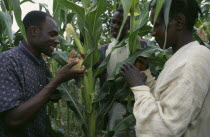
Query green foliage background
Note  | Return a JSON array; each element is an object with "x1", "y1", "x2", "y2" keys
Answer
[{"x1": 0, "y1": 0, "x2": 209, "y2": 137}]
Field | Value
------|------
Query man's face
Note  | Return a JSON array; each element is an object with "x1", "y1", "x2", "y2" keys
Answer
[
  {"x1": 110, "y1": 11, "x2": 129, "y2": 40},
  {"x1": 150, "y1": 8, "x2": 176, "y2": 49},
  {"x1": 32, "y1": 16, "x2": 59, "y2": 56}
]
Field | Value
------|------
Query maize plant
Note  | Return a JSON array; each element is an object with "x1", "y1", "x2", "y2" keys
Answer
[
  {"x1": 51, "y1": 0, "x2": 210, "y2": 136},
  {"x1": 0, "y1": 0, "x2": 209, "y2": 137},
  {"x1": 51, "y1": 0, "x2": 171, "y2": 136}
]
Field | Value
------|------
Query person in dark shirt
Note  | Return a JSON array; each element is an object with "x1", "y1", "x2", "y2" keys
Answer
[
  {"x1": 96, "y1": 8, "x2": 148, "y2": 137},
  {"x1": 97, "y1": 8, "x2": 147, "y2": 86},
  {"x1": 0, "y1": 11, "x2": 84, "y2": 137}
]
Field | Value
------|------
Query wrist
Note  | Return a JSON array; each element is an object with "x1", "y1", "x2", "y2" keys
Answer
[
  {"x1": 47, "y1": 77, "x2": 62, "y2": 89},
  {"x1": 130, "y1": 81, "x2": 145, "y2": 87}
]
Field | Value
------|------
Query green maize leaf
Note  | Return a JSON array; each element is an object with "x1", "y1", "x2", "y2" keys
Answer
[
  {"x1": 112, "y1": 115, "x2": 134, "y2": 131},
  {"x1": 96, "y1": 101, "x2": 115, "y2": 132},
  {"x1": 82, "y1": 68, "x2": 94, "y2": 112},
  {"x1": 93, "y1": 40, "x2": 127, "y2": 77},
  {"x1": 130, "y1": 0, "x2": 135, "y2": 33},
  {"x1": 81, "y1": 0, "x2": 91, "y2": 9},
  {"x1": 66, "y1": 101, "x2": 88, "y2": 135},
  {"x1": 85, "y1": 12, "x2": 102, "y2": 47},
  {"x1": 61, "y1": 9, "x2": 68, "y2": 30},
  {"x1": 135, "y1": 1, "x2": 150, "y2": 31},
  {"x1": 108, "y1": 46, "x2": 160, "y2": 80},
  {"x1": 53, "y1": 0, "x2": 59, "y2": 20},
  {"x1": 153, "y1": 0, "x2": 164, "y2": 27},
  {"x1": 58, "y1": 35, "x2": 71, "y2": 46},
  {"x1": 57, "y1": 82, "x2": 88, "y2": 132},
  {"x1": 129, "y1": 30, "x2": 140, "y2": 54},
  {"x1": 95, "y1": 0, "x2": 107, "y2": 17},
  {"x1": 86, "y1": 0, "x2": 106, "y2": 42},
  {"x1": 67, "y1": 12, "x2": 76, "y2": 24},
  {"x1": 0, "y1": 18, "x2": 3, "y2": 37},
  {"x1": 52, "y1": 51, "x2": 69, "y2": 66},
  {"x1": 163, "y1": 0, "x2": 172, "y2": 49},
  {"x1": 58, "y1": 0, "x2": 85, "y2": 25},
  {"x1": 129, "y1": 2, "x2": 150, "y2": 54},
  {"x1": 88, "y1": 2, "x2": 97, "y2": 13},
  {"x1": 138, "y1": 25, "x2": 152, "y2": 37},
  {"x1": 93, "y1": 51, "x2": 111, "y2": 77},
  {"x1": 133, "y1": 0, "x2": 140, "y2": 11},
  {"x1": 13, "y1": 31, "x2": 24, "y2": 46},
  {"x1": 20, "y1": 0, "x2": 35, "y2": 5},
  {"x1": 114, "y1": 78, "x2": 130, "y2": 100},
  {"x1": 94, "y1": 78, "x2": 101, "y2": 100},
  {"x1": 0, "y1": 11, "x2": 13, "y2": 46},
  {"x1": 2, "y1": 0, "x2": 11, "y2": 11},
  {"x1": 83, "y1": 46, "x2": 100, "y2": 68},
  {"x1": 117, "y1": 0, "x2": 132, "y2": 41},
  {"x1": 39, "y1": 3, "x2": 50, "y2": 14},
  {"x1": 1, "y1": 0, "x2": 7, "y2": 12},
  {"x1": 96, "y1": 91, "x2": 115, "y2": 120},
  {"x1": 12, "y1": 0, "x2": 27, "y2": 41},
  {"x1": 121, "y1": 0, "x2": 132, "y2": 21},
  {"x1": 82, "y1": 0, "x2": 107, "y2": 68},
  {"x1": 52, "y1": 0, "x2": 60, "y2": 24},
  {"x1": 96, "y1": 98, "x2": 115, "y2": 118},
  {"x1": 93, "y1": 79, "x2": 110, "y2": 103}
]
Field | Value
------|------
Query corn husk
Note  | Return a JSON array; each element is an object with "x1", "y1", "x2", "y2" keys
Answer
[{"x1": 65, "y1": 23, "x2": 85, "y2": 53}]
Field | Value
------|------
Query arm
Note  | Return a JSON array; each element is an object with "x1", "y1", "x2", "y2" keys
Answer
[
  {"x1": 121, "y1": 61, "x2": 209, "y2": 137},
  {"x1": 4, "y1": 61, "x2": 84, "y2": 129},
  {"x1": 134, "y1": 56, "x2": 156, "y2": 90},
  {"x1": 142, "y1": 69, "x2": 156, "y2": 91}
]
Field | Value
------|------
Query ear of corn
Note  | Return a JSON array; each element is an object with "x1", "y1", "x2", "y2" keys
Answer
[
  {"x1": 197, "y1": 22, "x2": 210, "y2": 43},
  {"x1": 65, "y1": 23, "x2": 85, "y2": 53},
  {"x1": 71, "y1": 59, "x2": 84, "y2": 69}
]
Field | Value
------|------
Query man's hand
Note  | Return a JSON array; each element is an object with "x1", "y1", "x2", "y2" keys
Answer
[
  {"x1": 120, "y1": 62, "x2": 147, "y2": 87},
  {"x1": 55, "y1": 60, "x2": 85, "y2": 84},
  {"x1": 68, "y1": 50, "x2": 85, "y2": 63}
]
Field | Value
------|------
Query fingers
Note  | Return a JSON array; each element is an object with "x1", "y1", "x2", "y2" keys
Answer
[
  {"x1": 121, "y1": 62, "x2": 134, "y2": 72},
  {"x1": 81, "y1": 65, "x2": 85, "y2": 70},
  {"x1": 77, "y1": 54, "x2": 81, "y2": 59},
  {"x1": 70, "y1": 68, "x2": 85, "y2": 78},
  {"x1": 79, "y1": 51, "x2": 85, "y2": 59},
  {"x1": 127, "y1": 62, "x2": 135, "y2": 69},
  {"x1": 120, "y1": 63, "x2": 132, "y2": 78},
  {"x1": 72, "y1": 65, "x2": 85, "y2": 73},
  {"x1": 66, "y1": 60, "x2": 79, "y2": 68},
  {"x1": 70, "y1": 50, "x2": 75, "y2": 58},
  {"x1": 120, "y1": 70, "x2": 126, "y2": 78}
]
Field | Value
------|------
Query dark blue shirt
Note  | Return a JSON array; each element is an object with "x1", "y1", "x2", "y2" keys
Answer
[{"x1": 0, "y1": 42, "x2": 51, "y2": 137}]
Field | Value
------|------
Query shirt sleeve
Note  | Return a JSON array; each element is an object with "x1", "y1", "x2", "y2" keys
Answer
[
  {"x1": 131, "y1": 57, "x2": 210, "y2": 137},
  {"x1": 142, "y1": 69, "x2": 156, "y2": 92},
  {"x1": 0, "y1": 59, "x2": 24, "y2": 112}
]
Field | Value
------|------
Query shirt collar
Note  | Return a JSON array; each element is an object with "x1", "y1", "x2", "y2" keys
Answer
[{"x1": 18, "y1": 41, "x2": 44, "y2": 65}]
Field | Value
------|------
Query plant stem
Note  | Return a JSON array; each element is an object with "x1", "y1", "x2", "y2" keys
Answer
[
  {"x1": 67, "y1": 106, "x2": 70, "y2": 135},
  {"x1": 57, "y1": 101, "x2": 61, "y2": 127},
  {"x1": 88, "y1": 105, "x2": 96, "y2": 137},
  {"x1": 130, "y1": 0, "x2": 135, "y2": 34}
]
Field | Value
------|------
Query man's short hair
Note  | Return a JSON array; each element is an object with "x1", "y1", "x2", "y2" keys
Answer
[
  {"x1": 116, "y1": 8, "x2": 124, "y2": 14},
  {"x1": 150, "y1": 0, "x2": 201, "y2": 30},
  {"x1": 114, "y1": 8, "x2": 130, "y2": 24},
  {"x1": 23, "y1": 10, "x2": 53, "y2": 31}
]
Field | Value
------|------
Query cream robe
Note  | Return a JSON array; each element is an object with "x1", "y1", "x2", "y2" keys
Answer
[
  {"x1": 106, "y1": 39, "x2": 130, "y2": 78},
  {"x1": 131, "y1": 41, "x2": 210, "y2": 137},
  {"x1": 106, "y1": 39, "x2": 132, "y2": 136}
]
